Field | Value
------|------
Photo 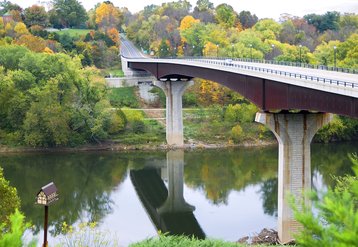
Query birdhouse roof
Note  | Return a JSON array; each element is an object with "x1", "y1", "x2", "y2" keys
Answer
[{"x1": 38, "y1": 182, "x2": 57, "y2": 196}]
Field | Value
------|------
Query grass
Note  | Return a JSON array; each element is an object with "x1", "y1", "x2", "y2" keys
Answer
[
  {"x1": 102, "y1": 68, "x2": 125, "y2": 77},
  {"x1": 54, "y1": 28, "x2": 91, "y2": 38},
  {"x1": 108, "y1": 87, "x2": 140, "y2": 108}
]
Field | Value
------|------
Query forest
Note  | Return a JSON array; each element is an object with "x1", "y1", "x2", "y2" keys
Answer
[{"x1": 0, "y1": 0, "x2": 357, "y2": 147}]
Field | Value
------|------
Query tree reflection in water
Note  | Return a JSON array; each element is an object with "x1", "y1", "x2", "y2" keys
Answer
[{"x1": 0, "y1": 152, "x2": 128, "y2": 234}]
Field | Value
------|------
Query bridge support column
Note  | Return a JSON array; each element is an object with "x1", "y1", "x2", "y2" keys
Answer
[
  {"x1": 255, "y1": 112, "x2": 333, "y2": 244},
  {"x1": 158, "y1": 150, "x2": 194, "y2": 214},
  {"x1": 154, "y1": 80, "x2": 194, "y2": 146}
]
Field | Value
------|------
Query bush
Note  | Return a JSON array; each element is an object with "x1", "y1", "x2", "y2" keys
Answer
[
  {"x1": 231, "y1": 124, "x2": 244, "y2": 143},
  {"x1": 122, "y1": 109, "x2": 144, "y2": 122},
  {"x1": 292, "y1": 154, "x2": 358, "y2": 246},
  {"x1": 108, "y1": 109, "x2": 127, "y2": 134},
  {"x1": 224, "y1": 104, "x2": 241, "y2": 122},
  {"x1": 132, "y1": 120, "x2": 145, "y2": 134},
  {"x1": 183, "y1": 92, "x2": 198, "y2": 107}
]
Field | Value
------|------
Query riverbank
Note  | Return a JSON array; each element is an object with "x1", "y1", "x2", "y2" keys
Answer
[{"x1": 0, "y1": 139, "x2": 276, "y2": 153}]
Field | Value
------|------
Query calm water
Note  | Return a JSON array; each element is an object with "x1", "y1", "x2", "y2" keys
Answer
[{"x1": 1, "y1": 143, "x2": 356, "y2": 246}]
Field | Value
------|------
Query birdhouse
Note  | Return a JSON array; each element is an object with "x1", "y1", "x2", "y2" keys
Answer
[{"x1": 36, "y1": 182, "x2": 59, "y2": 206}]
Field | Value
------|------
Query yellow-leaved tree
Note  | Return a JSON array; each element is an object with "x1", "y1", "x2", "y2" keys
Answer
[
  {"x1": 14, "y1": 22, "x2": 29, "y2": 37},
  {"x1": 95, "y1": 2, "x2": 122, "y2": 32},
  {"x1": 203, "y1": 41, "x2": 218, "y2": 57},
  {"x1": 179, "y1": 15, "x2": 200, "y2": 43}
]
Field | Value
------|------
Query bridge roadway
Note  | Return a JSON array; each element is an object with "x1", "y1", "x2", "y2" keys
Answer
[{"x1": 120, "y1": 37, "x2": 357, "y2": 244}]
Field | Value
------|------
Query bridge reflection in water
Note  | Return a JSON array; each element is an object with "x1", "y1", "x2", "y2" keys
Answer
[{"x1": 130, "y1": 150, "x2": 205, "y2": 239}]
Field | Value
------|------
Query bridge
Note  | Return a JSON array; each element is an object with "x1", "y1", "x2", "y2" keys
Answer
[{"x1": 120, "y1": 37, "x2": 358, "y2": 243}]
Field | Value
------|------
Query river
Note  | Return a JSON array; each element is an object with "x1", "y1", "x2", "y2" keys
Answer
[{"x1": 1, "y1": 142, "x2": 356, "y2": 246}]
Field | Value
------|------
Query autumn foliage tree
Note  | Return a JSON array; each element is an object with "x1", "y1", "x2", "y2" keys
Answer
[
  {"x1": 24, "y1": 5, "x2": 48, "y2": 28},
  {"x1": 95, "y1": 2, "x2": 122, "y2": 32},
  {"x1": 13, "y1": 22, "x2": 29, "y2": 37},
  {"x1": 14, "y1": 34, "x2": 47, "y2": 52}
]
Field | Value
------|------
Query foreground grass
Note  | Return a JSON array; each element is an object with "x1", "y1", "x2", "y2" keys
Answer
[
  {"x1": 130, "y1": 235, "x2": 241, "y2": 247},
  {"x1": 129, "y1": 235, "x2": 276, "y2": 247}
]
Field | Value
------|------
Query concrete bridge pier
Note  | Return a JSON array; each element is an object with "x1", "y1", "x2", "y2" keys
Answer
[
  {"x1": 255, "y1": 112, "x2": 333, "y2": 244},
  {"x1": 158, "y1": 150, "x2": 195, "y2": 214},
  {"x1": 154, "y1": 80, "x2": 194, "y2": 146}
]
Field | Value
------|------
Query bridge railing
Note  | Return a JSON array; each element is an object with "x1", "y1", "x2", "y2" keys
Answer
[
  {"x1": 184, "y1": 58, "x2": 358, "y2": 89},
  {"x1": 218, "y1": 57, "x2": 357, "y2": 75},
  {"x1": 152, "y1": 56, "x2": 357, "y2": 75}
]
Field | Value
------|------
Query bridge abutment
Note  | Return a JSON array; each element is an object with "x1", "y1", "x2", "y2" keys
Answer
[
  {"x1": 154, "y1": 80, "x2": 194, "y2": 146},
  {"x1": 255, "y1": 112, "x2": 333, "y2": 244}
]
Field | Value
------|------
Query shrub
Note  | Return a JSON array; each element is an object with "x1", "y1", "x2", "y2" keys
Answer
[
  {"x1": 132, "y1": 120, "x2": 146, "y2": 134},
  {"x1": 292, "y1": 154, "x2": 358, "y2": 246},
  {"x1": 122, "y1": 109, "x2": 144, "y2": 122},
  {"x1": 231, "y1": 124, "x2": 244, "y2": 143},
  {"x1": 224, "y1": 104, "x2": 241, "y2": 122},
  {"x1": 108, "y1": 109, "x2": 127, "y2": 134}
]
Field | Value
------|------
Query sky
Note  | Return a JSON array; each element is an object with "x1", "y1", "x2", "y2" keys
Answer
[{"x1": 9, "y1": 0, "x2": 358, "y2": 20}]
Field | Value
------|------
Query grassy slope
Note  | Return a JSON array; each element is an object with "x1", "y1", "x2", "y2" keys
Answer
[
  {"x1": 108, "y1": 87, "x2": 140, "y2": 108},
  {"x1": 54, "y1": 28, "x2": 91, "y2": 37}
]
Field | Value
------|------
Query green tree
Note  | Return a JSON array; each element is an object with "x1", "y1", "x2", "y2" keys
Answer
[
  {"x1": 254, "y1": 19, "x2": 282, "y2": 40},
  {"x1": 50, "y1": 0, "x2": 88, "y2": 28},
  {"x1": 338, "y1": 33, "x2": 358, "y2": 69},
  {"x1": 215, "y1": 3, "x2": 237, "y2": 28},
  {"x1": 0, "y1": 45, "x2": 118, "y2": 147},
  {"x1": 313, "y1": 40, "x2": 340, "y2": 66},
  {"x1": 0, "y1": 167, "x2": 20, "y2": 229},
  {"x1": 158, "y1": 39, "x2": 170, "y2": 57},
  {"x1": 305, "y1": 11, "x2": 340, "y2": 33},
  {"x1": 195, "y1": 0, "x2": 214, "y2": 12},
  {"x1": 238, "y1": 10, "x2": 258, "y2": 29},
  {"x1": 180, "y1": 22, "x2": 206, "y2": 56}
]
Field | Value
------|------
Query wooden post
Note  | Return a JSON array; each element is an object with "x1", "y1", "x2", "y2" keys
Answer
[{"x1": 43, "y1": 205, "x2": 48, "y2": 247}]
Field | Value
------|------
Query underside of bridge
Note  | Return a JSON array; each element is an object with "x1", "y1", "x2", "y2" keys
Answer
[{"x1": 128, "y1": 61, "x2": 358, "y2": 118}]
